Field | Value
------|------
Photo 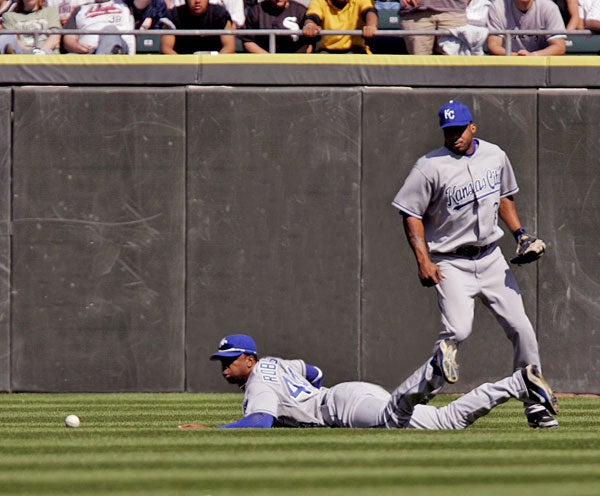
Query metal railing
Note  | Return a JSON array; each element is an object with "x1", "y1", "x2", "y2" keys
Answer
[{"x1": 0, "y1": 28, "x2": 596, "y2": 55}]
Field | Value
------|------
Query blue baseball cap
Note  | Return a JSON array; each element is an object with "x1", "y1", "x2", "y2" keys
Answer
[
  {"x1": 438, "y1": 100, "x2": 473, "y2": 128},
  {"x1": 210, "y1": 334, "x2": 257, "y2": 360}
]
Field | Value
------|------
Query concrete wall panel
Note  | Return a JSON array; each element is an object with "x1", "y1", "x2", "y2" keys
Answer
[
  {"x1": 186, "y1": 87, "x2": 362, "y2": 392},
  {"x1": 0, "y1": 89, "x2": 10, "y2": 391},
  {"x1": 538, "y1": 91, "x2": 600, "y2": 393},
  {"x1": 11, "y1": 88, "x2": 186, "y2": 392},
  {"x1": 1, "y1": 85, "x2": 595, "y2": 393}
]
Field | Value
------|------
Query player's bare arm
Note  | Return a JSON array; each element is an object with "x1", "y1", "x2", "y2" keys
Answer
[
  {"x1": 498, "y1": 195, "x2": 523, "y2": 233},
  {"x1": 499, "y1": 195, "x2": 547, "y2": 264},
  {"x1": 402, "y1": 215, "x2": 443, "y2": 287}
]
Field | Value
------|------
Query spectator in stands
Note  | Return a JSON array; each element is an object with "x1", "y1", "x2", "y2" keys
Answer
[
  {"x1": 374, "y1": 0, "x2": 399, "y2": 9},
  {"x1": 399, "y1": 0, "x2": 468, "y2": 54},
  {"x1": 210, "y1": 0, "x2": 244, "y2": 27},
  {"x1": 123, "y1": 0, "x2": 168, "y2": 30},
  {"x1": 46, "y1": 0, "x2": 89, "y2": 25},
  {"x1": 438, "y1": 0, "x2": 492, "y2": 55},
  {"x1": 0, "y1": 0, "x2": 16, "y2": 15},
  {"x1": 160, "y1": 0, "x2": 236, "y2": 53},
  {"x1": 242, "y1": 0, "x2": 312, "y2": 53},
  {"x1": 0, "y1": 0, "x2": 61, "y2": 54},
  {"x1": 552, "y1": 0, "x2": 580, "y2": 29},
  {"x1": 575, "y1": 0, "x2": 600, "y2": 30},
  {"x1": 168, "y1": 0, "x2": 244, "y2": 27},
  {"x1": 302, "y1": 0, "x2": 378, "y2": 53},
  {"x1": 63, "y1": 0, "x2": 136, "y2": 54},
  {"x1": 486, "y1": 0, "x2": 566, "y2": 55}
]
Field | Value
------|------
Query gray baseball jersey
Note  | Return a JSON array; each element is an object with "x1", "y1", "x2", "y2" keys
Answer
[
  {"x1": 243, "y1": 356, "x2": 530, "y2": 429},
  {"x1": 392, "y1": 139, "x2": 518, "y2": 254},
  {"x1": 243, "y1": 356, "x2": 328, "y2": 425},
  {"x1": 486, "y1": 0, "x2": 566, "y2": 52}
]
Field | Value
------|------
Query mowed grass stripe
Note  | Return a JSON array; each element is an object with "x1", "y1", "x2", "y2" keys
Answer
[
  {"x1": 0, "y1": 465, "x2": 599, "y2": 496},
  {"x1": 0, "y1": 449, "x2": 599, "y2": 469},
  {"x1": 0, "y1": 394, "x2": 597, "y2": 496}
]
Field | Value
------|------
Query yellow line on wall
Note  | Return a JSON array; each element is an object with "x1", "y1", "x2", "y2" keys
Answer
[{"x1": 0, "y1": 54, "x2": 597, "y2": 68}]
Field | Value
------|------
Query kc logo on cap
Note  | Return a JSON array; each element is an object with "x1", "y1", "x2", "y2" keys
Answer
[{"x1": 438, "y1": 100, "x2": 473, "y2": 128}]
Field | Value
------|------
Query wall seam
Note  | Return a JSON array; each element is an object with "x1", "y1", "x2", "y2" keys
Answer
[
  {"x1": 535, "y1": 91, "x2": 541, "y2": 339},
  {"x1": 7, "y1": 88, "x2": 14, "y2": 393},
  {"x1": 183, "y1": 88, "x2": 189, "y2": 392},
  {"x1": 358, "y1": 88, "x2": 364, "y2": 381}
]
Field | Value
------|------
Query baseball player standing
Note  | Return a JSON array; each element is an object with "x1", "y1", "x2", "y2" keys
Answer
[
  {"x1": 178, "y1": 334, "x2": 558, "y2": 429},
  {"x1": 391, "y1": 100, "x2": 556, "y2": 429}
]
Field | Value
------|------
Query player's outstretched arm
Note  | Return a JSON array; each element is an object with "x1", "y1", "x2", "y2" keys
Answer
[
  {"x1": 178, "y1": 413, "x2": 275, "y2": 430},
  {"x1": 219, "y1": 412, "x2": 275, "y2": 428}
]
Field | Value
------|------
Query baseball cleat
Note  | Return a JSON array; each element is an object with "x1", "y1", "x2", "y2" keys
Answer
[
  {"x1": 521, "y1": 365, "x2": 559, "y2": 416},
  {"x1": 434, "y1": 339, "x2": 459, "y2": 384},
  {"x1": 526, "y1": 409, "x2": 559, "y2": 429}
]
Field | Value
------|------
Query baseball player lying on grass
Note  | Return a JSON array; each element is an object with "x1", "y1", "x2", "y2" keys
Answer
[{"x1": 178, "y1": 334, "x2": 558, "y2": 430}]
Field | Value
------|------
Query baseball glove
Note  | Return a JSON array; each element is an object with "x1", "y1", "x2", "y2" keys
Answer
[{"x1": 510, "y1": 235, "x2": 546, "y2": 265}]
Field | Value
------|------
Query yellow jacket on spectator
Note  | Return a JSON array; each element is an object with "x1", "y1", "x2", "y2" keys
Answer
[{"x1": 305, "y1": 0, "x2": 378, "y2": 53}]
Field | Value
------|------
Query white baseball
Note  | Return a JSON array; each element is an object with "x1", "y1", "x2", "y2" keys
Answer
[{"x1": 65, "y1": 414, "x2": 80, "y2": 428}]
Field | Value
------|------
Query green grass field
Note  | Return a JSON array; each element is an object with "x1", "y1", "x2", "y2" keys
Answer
[{"x1": 1, "y1": 393, "x2": 598, "y2": 496}]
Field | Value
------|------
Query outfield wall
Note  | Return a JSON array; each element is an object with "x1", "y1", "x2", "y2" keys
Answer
[{"x1": 1, "y1": 73, "x2": 599, "y2": 394}]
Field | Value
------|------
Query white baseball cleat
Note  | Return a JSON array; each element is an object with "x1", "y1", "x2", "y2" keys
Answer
[
  {"x1": 434, "y1": 339, "x2": 459, "y2": 384},
  {"x1": 522, "y1": 364, "x2": 559, "y2": 417},
  {"x1": 526, "y1": 409, "x2": 559, "y2": 429}
]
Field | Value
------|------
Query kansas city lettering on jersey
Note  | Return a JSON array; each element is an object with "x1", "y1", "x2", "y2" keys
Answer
[{"x1": 446, "y1": 168, "x2": 501, "y2": 210}]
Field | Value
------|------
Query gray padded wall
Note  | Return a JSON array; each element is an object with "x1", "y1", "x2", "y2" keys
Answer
[
  {"x1": 362, "y1": 89, "x2": 540, "y2": 392},
  {"x1": 0, "y1": 89, "x2": 10, "y2": 391},
  {"x1": 3, "y1": 86, "x2": 596, "y2": 393},
  {"x1": 11, "y1": 88, "x2": 186, "y2": 391},
  {"x1": 538, "y1": 91, "x2": 600, "y2": 393},
  {"x1": 186, "y1": 87, "x2": 361, "y2": 392}
]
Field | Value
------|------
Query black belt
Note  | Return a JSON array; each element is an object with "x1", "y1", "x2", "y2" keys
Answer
[{"x1": 450, "y1": 243, "x2": 494, "y2": 258}]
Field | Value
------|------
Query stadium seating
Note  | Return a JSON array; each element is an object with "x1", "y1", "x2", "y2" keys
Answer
[
  {"x1": 136, "y1": 34, "x2": 161, "y2": 53},
  {"x1": 369, "y1": 9, "x2": 407, "y2": 54},
  {"x1": 565, "y1": 35, "x2": 600, "y2": 55},
  {"x1": 132, "y1": 10, "x2": 600, "y2": 56}
]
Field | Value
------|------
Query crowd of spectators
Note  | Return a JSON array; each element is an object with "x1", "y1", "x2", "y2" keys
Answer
[{"x1": 0, "y1": 0, "x2": 596, "y2": 55}]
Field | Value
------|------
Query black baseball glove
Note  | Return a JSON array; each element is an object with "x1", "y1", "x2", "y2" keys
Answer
[{"x1": 510, "y1": 234, "x2": 546, "y2": 265}]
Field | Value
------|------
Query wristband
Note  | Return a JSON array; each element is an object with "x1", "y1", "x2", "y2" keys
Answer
[{"x1": 512, "y1": 227, "x2": 527, "y2": 241}]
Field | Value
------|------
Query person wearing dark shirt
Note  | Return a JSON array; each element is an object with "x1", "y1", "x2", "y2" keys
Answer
[
  {"x1": 160, "y1": 0, "x2": 235, "y2": 54},
  {"x1": 242, "y1": 0, "x2": 312, "y2": 53},
  {"x1": 124, "y1": 0, "x2": 167, "y2": 30}
]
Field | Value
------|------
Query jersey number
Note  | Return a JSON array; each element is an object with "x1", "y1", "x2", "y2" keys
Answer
[
  {"x1": 283, "y1": 367, "x2": 313, "y2": 399},
  {"x1": 283, "y1": 377, "x2": 312, "y2": 398}
]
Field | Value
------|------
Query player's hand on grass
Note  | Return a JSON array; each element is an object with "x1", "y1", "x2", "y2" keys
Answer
[{"x1": 178, "y1": 423, "x2": 211, "y2": 429}]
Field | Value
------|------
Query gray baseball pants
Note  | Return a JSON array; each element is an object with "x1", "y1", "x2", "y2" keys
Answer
[{"x1": 322, "y1": 361, "x2": 527, "y2": 429}]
